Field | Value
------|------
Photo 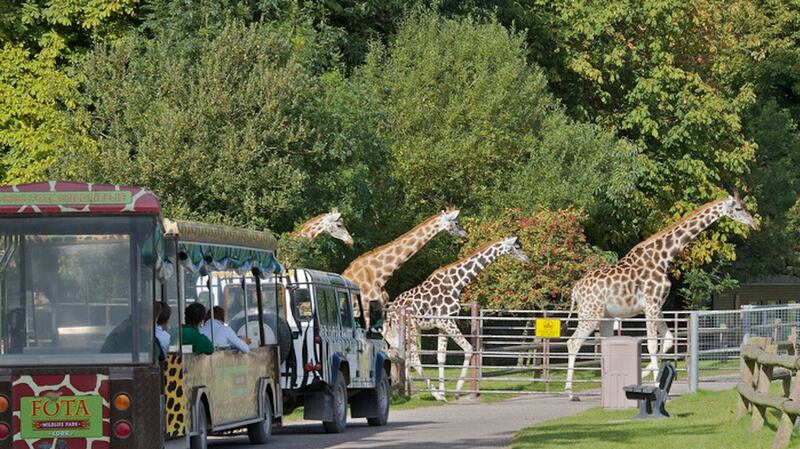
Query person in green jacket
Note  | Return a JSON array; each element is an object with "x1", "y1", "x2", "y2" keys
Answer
[{"x1": 180, "y1": 302, "x2": 214, "y2": 355}]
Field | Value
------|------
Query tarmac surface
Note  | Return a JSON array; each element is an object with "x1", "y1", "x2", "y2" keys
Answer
[{"x1": 210, "y1": 380, "x2": 737, "y2": 449}]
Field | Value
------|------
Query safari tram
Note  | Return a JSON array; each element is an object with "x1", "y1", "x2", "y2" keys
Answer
[{"x1": 0, "y1": 181, "x2": 390, "y2": 449}]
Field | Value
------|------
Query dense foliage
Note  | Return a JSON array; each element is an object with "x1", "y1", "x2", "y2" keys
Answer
[
  {"x1": 459, "y1": 209, "x2": 615, "y2": 310},
  {"x1": 3, "y1": 0, "x2": 798, "y2": 309}
]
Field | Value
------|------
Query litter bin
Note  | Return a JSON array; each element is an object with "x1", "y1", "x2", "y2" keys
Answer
[{"x1": 601, "y1": 336, "x2": 641, "y2": 409}]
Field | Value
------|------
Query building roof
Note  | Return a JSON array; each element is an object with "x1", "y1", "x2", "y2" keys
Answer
[{"x1": 741, "y1": 275, "x2": 800, "y2": 287}]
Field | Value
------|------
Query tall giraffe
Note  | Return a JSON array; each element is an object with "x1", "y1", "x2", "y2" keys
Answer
[
  {"x1": 384, "y1": 237, "x2": 530, "y2": 401},
  {"x1": 564, "y1": 192, "x2": 756, "y2": 399},
  {"x1": 342, "y1": 208, "x2": 467, "y2": 312},
  {"x1": 291, "y1": 208, "x2": 354, "y2": 244}
]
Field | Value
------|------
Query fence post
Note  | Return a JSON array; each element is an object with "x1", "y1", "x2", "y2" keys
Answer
[
  {"x1": 743, "y1": 305, "x2": 753, "y2": 344},
  {"x1": 689, "y1": 312, "x2": 699, "y2": 393},
  {"x1": 736, "y1": 337, "x2": 758, "y2": 418},
  {"x1": 470, "y1": 302, "x2": 480, "y2": 400},
  {"x1": 774, "y1": 366, "x2": 800, "y2": 448},
  {"x1": 751, "y1": 339, "x2": 776, "y2": 431}
]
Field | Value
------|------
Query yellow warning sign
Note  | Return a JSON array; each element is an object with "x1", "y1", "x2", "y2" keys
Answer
[{"x1": 535, "y1": 318, "x2": 561, "y2": 338}]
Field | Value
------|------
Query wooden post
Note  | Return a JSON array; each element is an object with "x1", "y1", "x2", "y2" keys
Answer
[
  {"x1": 736, "y1": 350, "x2": 755, "y2": 418},
  {"x1": 751, "y1": 340, "x2": 776, "y2": 431},
  {"x1": 773, "y1": 368, "x2": 800, "y2": 449},
  {"x1": 469, "y1": 301, "x2": 480, "y2": 400}
]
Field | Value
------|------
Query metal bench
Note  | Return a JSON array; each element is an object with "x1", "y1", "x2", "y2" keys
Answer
[{"x1": 623, "y1": 361, "x2": 676, "y2": 419}]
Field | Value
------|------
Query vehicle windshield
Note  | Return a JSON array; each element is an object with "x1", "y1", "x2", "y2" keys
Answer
[{"x1": 0, "y1": 216, "x2": 156, "y2": 365}]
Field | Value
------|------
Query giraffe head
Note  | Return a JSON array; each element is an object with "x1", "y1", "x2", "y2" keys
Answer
[
  {"x1": 500, "y1": 236, "x2": 530, "y2": 264},
  {"x1": 723, "y1": 191, "x2": 756, "y2": 230},
  {"x1": 437, "y1": 208, "x2": 467, "y2": 239},
  {"x1": 320, "y1": 208, "x2": 354, "y2": 245}
]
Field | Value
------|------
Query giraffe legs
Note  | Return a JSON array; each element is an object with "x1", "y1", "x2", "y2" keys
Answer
[
  {"x1": 437, "y1": 333, "x2": 448, "y2": 397},
  {"x1": 438, "y1": 320, "x2": 473, "y2": 400},
  {"x1": 642, "y1": 311, "x2": 661, "y2": 382},
  {"x1": 658, "y1": 320, "x2": 675, "y2": 356},
  {"x1": 565, "y1": 318, "x2": 598, "y2": 400},
  {"x1": 406, "y1": 337, "x2": 447, "y2": 402}
]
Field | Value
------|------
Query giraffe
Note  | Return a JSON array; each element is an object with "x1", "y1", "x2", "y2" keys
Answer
[
  {"x1": 291, "y1": 208, "x2": 354, "y2": 244},
  {"x1": 342, "y1": 208, "x2": 467, "y2": 316},
  {"x1": 384, "y1": 236, "x2": 530, "y2": 401},
  {"x1": 564, "y1": 192, "x2": 756, "y2": 399}
]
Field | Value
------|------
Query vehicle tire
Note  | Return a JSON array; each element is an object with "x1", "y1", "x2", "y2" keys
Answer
[
  {"x1": 367, "y1": 374, "x2": 390, "y2": 426},
  {"x1": 247, "y1": 394, "x2": 273, "y2": 444},
  {"x1": 189, "y1": 402, "x2": 208, "y2": 449},
  {"x1": 322, "y1": 373, "x2": 348, "y2": 434}
]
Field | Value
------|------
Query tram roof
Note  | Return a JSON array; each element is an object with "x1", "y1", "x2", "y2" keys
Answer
[
  {"x1": 0, "y1": 181, "x2": 160, "y2": 215},
  {"x1": 285, "y1": 268, "x2": 359, "y2": 290},
  {"x1": 163, "y1": 219, "x2": 278, "y2": 252}
]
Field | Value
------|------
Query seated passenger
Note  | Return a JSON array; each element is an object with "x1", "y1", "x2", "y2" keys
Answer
[
  {"x1": 178, "y1": 303, "x2": 213, "y2": 355},
  {"x1": 201, "y1": 306, "x2": 250, "y2": 353},
  {"x1": 155, "y1": 302, "x2": 171, "y2": 359}
]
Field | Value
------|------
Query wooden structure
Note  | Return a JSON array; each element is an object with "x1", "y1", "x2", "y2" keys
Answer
[{"x1": 736, "y1": 334, "x2": 800, "y2": 448}]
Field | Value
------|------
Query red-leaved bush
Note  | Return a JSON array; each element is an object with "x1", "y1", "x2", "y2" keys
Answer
[{"x1": 460, "y1": 208, "x2": 614, "y2": 310}]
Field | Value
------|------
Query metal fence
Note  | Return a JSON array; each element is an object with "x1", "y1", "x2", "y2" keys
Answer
[{"x1": 399, "y1": 304, "x2": 800, "y2": 398}]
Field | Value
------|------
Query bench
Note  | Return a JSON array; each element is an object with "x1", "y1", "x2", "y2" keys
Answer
[{"x1": 623, "y1": 361, "x2": 676, "y2": 419}]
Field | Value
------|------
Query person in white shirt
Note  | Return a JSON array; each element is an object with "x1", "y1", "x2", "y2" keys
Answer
[
  {"x1": 200, "y1": 306, "x2": 250, "y2": 353},
  {"x1": 155, "y1": 301, "x2": 171, "y2": 358}
]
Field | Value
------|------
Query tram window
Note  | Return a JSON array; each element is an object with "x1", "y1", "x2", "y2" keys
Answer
[
  {"x1": 292, "y1": 288, "x2": 313, "y2": 321},
  {"x1": 337, "y1": 291, "x2": 354, "y2": 329},
  {"x1": 315, "y1": 286, "x2": 338, "y2": 326},
  {"x1": 0, "y1": 216, "x2": 156, "y2": 365},
  {"x1": 353, "y1": 293, "x2": 366, "y2": 329}
]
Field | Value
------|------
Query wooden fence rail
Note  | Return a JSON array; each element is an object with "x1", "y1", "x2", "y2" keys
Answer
[{"x1": 737, "y1": 334, "x2": 799, "y2": 449}]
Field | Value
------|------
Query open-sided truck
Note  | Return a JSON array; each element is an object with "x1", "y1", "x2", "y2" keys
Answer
[{"x1": 0, "y1": 181, "x2": 283, "y2": 449}]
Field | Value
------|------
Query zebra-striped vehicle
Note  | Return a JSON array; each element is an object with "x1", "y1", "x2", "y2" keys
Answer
[{"x1": 270, "y1": 269, "x2": 391, "y2": 433}]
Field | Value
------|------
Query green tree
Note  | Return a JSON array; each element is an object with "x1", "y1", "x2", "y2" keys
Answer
[
  {"x1": 58, "y1": 19, "x2": 399, "y2": 268},
  {"x1": 717, "y1": 0, "x2": 800, "y2": 280},
  {"x1": 428, "y1": 1, "x2": 757, "y2": 273}
]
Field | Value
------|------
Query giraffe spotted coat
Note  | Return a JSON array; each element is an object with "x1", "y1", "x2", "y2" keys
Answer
[{"x1": 386, "y1": 237, "x2": 529, "y2": 401}]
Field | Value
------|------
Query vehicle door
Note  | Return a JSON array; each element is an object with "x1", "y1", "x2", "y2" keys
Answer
[
  {"x1": 335, "y1": 289, "x2": 359, "y2": 386},
  {"x1": 352, "y1": 293, "x2": 373, "y2": 386},
  {"x1": 314, "y1": 285, "x2": 341, "y2": 385}
]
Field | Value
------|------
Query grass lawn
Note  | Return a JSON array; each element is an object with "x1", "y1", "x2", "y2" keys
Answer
[{"x1": 513, "y1": 388, "x2": 792, "y2": 449}]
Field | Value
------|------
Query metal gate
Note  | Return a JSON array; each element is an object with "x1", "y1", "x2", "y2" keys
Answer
[{"x1": 400, "y1": 304, "x2": 800, "y2": 398}]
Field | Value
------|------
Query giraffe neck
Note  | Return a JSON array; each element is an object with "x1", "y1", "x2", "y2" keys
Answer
[
  {"x1": 291, "y1": 215, "x2": 325, "y2": 239},
  {"x1": 442, "y1": 243, "x2": 504, "y2": 294},
  {"x1": 631, "y1": 198, "x2": 726, "y2": 270},
  {"x1": 370, "y1": 218, "x2": 442, "y2": 285}
]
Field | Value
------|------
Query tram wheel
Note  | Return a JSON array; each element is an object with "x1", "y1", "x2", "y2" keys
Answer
[
  {"x1": 323, "y1": 374, "x2": 348, "y2": 434},
  {"x1": 248, "y1": 394, "x2": 273, "y2": 444},
  {"x1": 190, "y1": 402, "x2": 208, "y2": 449},
  {"x1": 367, "y1": 374, "x2": 390, "y2": 426}
]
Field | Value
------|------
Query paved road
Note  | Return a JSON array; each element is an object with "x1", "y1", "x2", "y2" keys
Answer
[
  {"x1": 210, "y1": 393, "x2": 600, "y2": 449},
  {"x1": 210, "y1": 380, "x2": 738, "y2": 449}
]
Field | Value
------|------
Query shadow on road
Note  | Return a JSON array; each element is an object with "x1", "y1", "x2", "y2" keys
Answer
[{"x1": 209, "y1": 420, "x2": 425, "y2": 449}]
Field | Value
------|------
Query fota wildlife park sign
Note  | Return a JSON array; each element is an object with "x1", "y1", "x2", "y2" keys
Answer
[{"x1": 20, "y1": 395, "x2": 104, "y2": 438}]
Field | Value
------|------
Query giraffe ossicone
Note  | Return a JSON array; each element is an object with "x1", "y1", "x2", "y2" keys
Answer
[
  {"x1": 385, "y1": 236, "x2": 529, "y2": 401},
  {"x1": 564, "y1": 192, "x2": 756, "y2": 400}
]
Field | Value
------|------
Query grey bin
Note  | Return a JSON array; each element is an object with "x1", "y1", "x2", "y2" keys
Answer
[{"x1": 601, "y1": 336, "x2": 641, "y2": 409}]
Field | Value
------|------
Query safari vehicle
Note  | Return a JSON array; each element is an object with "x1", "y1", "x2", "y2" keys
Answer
[
  {"x1": 0, "y1": 181, "x2": 283, "y2": 449},
  {"x1": 270, "y1": 269, "x2": 392, "y2": 433}
]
